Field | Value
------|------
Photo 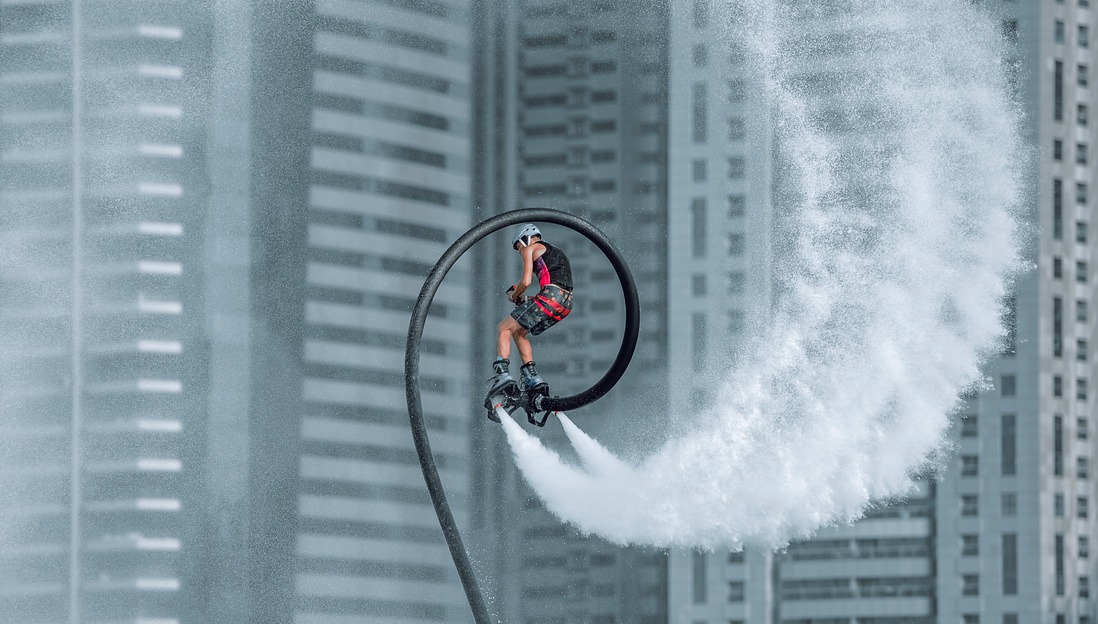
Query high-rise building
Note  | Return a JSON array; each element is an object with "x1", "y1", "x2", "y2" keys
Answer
[
  {"x1": 198, "y1": 0, "x2": 478, "y2": 623},
  {"x1": 470, "y1": 0, "x2": 672, "y2": 622},
  {"x1": 0, "y1": 1, "x2": 209, "y2": 622},
  {"x1": 935, "y1": 2, "x2": 1093, "y2": 624},
  {"x1": 1, "y1": 1, "x2": 477, "y2": 623}
]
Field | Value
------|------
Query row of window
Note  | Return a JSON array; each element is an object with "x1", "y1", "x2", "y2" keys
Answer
[
  {"x1": 1054, "y1": 21, "x2": 1090, "y2": 48},
  {"x1": 1052, "y1": 61, "x2": 1088, "y2": 122},
  {"x1": 524, "y1": 149, "x2": 618, "y2": 167},
  {"x1": 524, "y1": 1, "x2": 617, "y2": 19},
  {"x1": 961, "y1": 494, "x2": 1022, "y2": 516},
  {"x1": 1051, "y1": 179, "x2": 1090, "y2": 207},
  {"x1": 1053, "y1": 139, "x2": 1091, "y2": 164},
  {"x1": 523, "y1": 89, "x2": 618, "y2": 108},
  {"x1": 523, "y1": 29, "x2": 618, "y2": 49},
  {"x1": 689, "y1": 197, "x2": 747, "y2": 259},
  {"x1": 524, "y1": 58, "x2": 621, "y2": 78},
  {"x1": 1051, "y1": 184, "x2": 1088, "y2": 242},
  {"x1": 1052, "y1": 257, "x2": 1088, "y2": 281},
  {"x1": 692, "y1": 83, "x2": 748, "y2": 142},
  {"x1": 691, "y1": 157, "x2": 746, "y2": 181},
  {"x1": 1052, "y1": 374, "x2": 1090, "y2": 399}
]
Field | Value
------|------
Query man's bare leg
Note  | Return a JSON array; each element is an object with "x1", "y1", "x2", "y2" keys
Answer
[
  {"x1": 497, "y1": 317, "x2": 523, "y2": 359},
  {"x1": 513, "y1": 328, "x2": 533, "y2": 364}
]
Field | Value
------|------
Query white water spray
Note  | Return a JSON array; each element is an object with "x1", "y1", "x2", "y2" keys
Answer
[{"x1": 501, "y1": 0, "x2": 1027, "y2": 550}]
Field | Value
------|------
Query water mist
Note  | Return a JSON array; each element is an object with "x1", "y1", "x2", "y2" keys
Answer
[{"x1": 500, "y1": 0, "x2": 1028, "y2": 550}]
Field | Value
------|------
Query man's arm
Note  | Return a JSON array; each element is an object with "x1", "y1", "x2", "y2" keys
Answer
[{"x1": 516, "y1": 246, "x2": 536, "y2": 292}]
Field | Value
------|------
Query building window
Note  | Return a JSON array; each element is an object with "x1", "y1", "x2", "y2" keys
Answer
[
  {"x1": 728, "y1": 118, "x2": 746, "y2": 140},
  {"x1": 1079, "y1": 299, "x2": 1089, "y2": 322},
  {"x1": 1079, "y1": 456, "x2": 1089, "y2": 479},
  {"x1": 1002, "y1": 492, "x2": 1017, "y2": 516},
  {"x1": 1001, "y1": 374, "x2": 1016, "y2": 396},
  {"x1": 1002, "y1": 294, "x2": 1016, "y2": 357},
  {"x1": 1057, "y1": 60, "x2": 1065, "y2": 121},
  {"x1": 693, "y1": 0, "x2": 709, "y2": 28},
  {"x1": 961, "y1": 455, "x2": 979, "y2": 476},
  {"x1": 1002, "y1": 414, "x2": 1016, "y2": 475},
  {"x1": 693, "y1": 43, "x2": 708, "y2": 67},
  {"x1": 728, "y1": 234, "x2": 745, "y2": 256},
  {"x1": 1055, "y1": 296, "x2": 1064, "y2": 356},
  {"x1": 1055, "y1": 178, "x2": 1064, "y2": 238},
  {"x1": 693, "y1": 275, "x2": 706, "y2": 297},
  {"x1": 1003, "y1": 533, "x2": 1018, "y2": 595},
  {"x1": 962, "y1": 494, "x2": 979, "y2": 516},
  {"x1": 1080, "y1": 143, "x2": 1089, "y2": 164},
  {"x1": 1081, "y1": 535, "x2": 1090, "y2": 558},
  {"x1": 1081, "y1": 64, "x2": 1090, "y2": 87},
  {"x1": 1079, "y1": 261, "x2": 1088, "y2": 283},
  {"x1": 1079, "y1": 378, "x2": 1088, "y2": 400},
  {"x1": 1058, "y1": 20, "x2": 1067, "y2": 43},
  {"x1": 1082, "y1": 105, "x2": 1091, "y2": 126},
  {"x1": 1079, "y1": 339, "x2": 1088, "y2": 361},
  {"x1": 728, "y1": 195, "x2": 746, "y2": 217},
  {"x1": 1080, "y1": 417, "x2": 1089, "y2": 440},
  {"x1": 692, "y1": 550, "x2": 706, "y2": 603},
  {"x1": 728, "y1": 581, "x2": 745, "y2": 602},
  {"x1": 692, "y1": 159, "x2": 707, "y2": 181},
  {"x1": 728, "y1": 310, "x2": 745, "y2": 333},
  {"x1": 728, "y1": 79, "x2": 746, "y2": 102},
  {"x1": 692, "y1": 313, "x2": 707, "y2": 365},
  {"x1": 692, "y1": 83, "x2": 707, "y2": 142},
  {"x1": 961, "y1": 415, "x2": 978, "y2": 437},
  {"x1": 964, "y1": 616, "x2": 980, "y2": 624},
  {"x1": 1056, "y1": 139, "x2": 1064, "y2": 161},
  {"x1": 1055, "y1": 256, "x2": 1064, "y2": 278},
  {"x1": 1081, "y1": 25, "x2": 1090, "y2": 48},
  {"x1": 1004, "y1": 616, "x2": 1019, "y2": 624},
  {"x1": 1079, "y1": 182, "x2": 1088, "y2": 205},
  {"x1": 1079, "y1": 221, "x2": 1089, "y2": 243},
  {"x1": 1055, "y1": 375, "x2": 1064, "y2": 396},
  {"x1": 962, "y1": 574, "x2": 979, "y2": 596},
  {"x1": 691, "y1": 198, "x2": 706, "y2": 257},
  {"x1": 1083, "y1": 576, "x2": 1091, "y2": 599},
  {"x1": 728, "y1": 271, "x2": 745, "y2": 294},
  {"x1": 728, "y1": 157, "x2": 745, "y2": 179},
  {"x1": 1080, "y1": 496, "x2": 1089, "y2": 518},
  {"x1": 1056, "y1": 415, "x2": 1065, "y2": 475},
  {"x1": 1056, "y1": 493, "x2": 1066, "y2": 517},
  {"x1": 962, "y1": 534, "x2": 979, "y2": 555},
  {"x1": 1057, "y1": 534, "x2": 1066, "y2": 595}
]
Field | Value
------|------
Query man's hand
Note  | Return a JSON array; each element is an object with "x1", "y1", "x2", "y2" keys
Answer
[{"x1": 507, "y1": 285, "x2": 526, "y2": 304}]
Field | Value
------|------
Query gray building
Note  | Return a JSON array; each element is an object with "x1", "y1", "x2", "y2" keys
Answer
[
  {"x1": 936, "y1": 2, "x2": 1094, "y2": 624},
  {"x1": 1, "y1": 1, "x2": 477, "y2": 623},
  {"x1": 470, "y1": 0, "x2": 672, "y2": 623},
  {"x1": 199, "y1": 0, "x2": 478, "y2": 623},
  {"x1": 0, "y1": 1, "x2": 209, "y2": 622}
]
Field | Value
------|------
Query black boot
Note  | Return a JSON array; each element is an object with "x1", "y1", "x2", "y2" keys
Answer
[
  {"x1": 521, "y1": 361, "x2": 548, "y2": 395},
  {"x1": 485, "y1": 358, "x2": 518, "y2": 420}
]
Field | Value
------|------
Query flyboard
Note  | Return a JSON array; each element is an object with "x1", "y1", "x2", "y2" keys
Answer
[{"x1": 405, "y1": 208, "x2": 640, "y2": 624}]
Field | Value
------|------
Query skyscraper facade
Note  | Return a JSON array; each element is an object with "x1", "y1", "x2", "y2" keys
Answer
[
  {"x1": 0, "y1": 1, "x2": 209, "y2": 623},
  {"x1": 470, "y1": 0, "x2": 672, "y2": 622},
  {"x1": 936, "y1": 2, "x2": 1092, "y2": 624},
  {"x1": 294, "y1": 0, "x2": 477, "y2": 622}
]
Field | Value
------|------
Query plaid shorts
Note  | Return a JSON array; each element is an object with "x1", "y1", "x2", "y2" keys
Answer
[{"x1": 511, "y1": 284, "x2": 573, "y2": 336}]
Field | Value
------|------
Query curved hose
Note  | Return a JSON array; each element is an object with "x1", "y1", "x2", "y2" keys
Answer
[{"x1": 405, "y1": 208, "x2": 641, "y2": 623}]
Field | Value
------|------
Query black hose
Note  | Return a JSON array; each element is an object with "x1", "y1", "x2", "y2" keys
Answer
[{"x1": 404, "y1": 208, "x2": 641, "y2": 624}]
